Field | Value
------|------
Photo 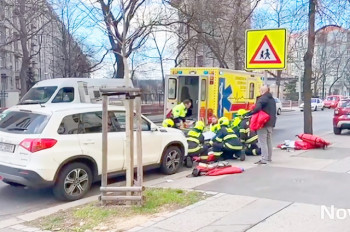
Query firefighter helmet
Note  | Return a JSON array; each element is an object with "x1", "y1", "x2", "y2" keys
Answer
[
  {"x1": 194, "y1": 121, "x2": 205, "y2": 131},
  {"x1": 218, "y1": 117, "x2": 229, "y2": 126},
  {"x1": 162, "y1": 118, "x2": 174, "y2": 128},
  {"x1": 237, "y1": 109, "x2": 248, "y2": 116},
  {"x1": 211, "y1": 124, "x2": 221, "y2": 133}
]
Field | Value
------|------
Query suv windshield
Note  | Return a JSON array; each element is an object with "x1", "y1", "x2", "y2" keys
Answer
[
  {"x1": 0, "y1": 111, "x2": 49, "y2": 134},
  {"x1": 19, "y1": 86, "x2": 57, "y2": 105},
  {"x1": 311, "y1": 98, "x2": 317, "y2": 103}
]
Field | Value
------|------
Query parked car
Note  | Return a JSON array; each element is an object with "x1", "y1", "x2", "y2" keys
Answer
[
  {"x1": 324, "y1": 95, "x2": 344, "y2": 109},
  {"x1": 299, "y1": 98, "x2": 324, "y2": 111},
  {"x1": 0, "y1": 104, "x2": 187, "y2": 201},
  {"x1": 333, "y1": 99, "x2": 350, "y2": 135},
  {"x1": 274, "y1": 98, "x2": 282, "y2": 115}
]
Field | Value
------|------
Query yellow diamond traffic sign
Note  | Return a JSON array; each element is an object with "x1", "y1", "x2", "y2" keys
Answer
[{"x1": 245, "y1": 28, "x2": 287, "y2": 70}]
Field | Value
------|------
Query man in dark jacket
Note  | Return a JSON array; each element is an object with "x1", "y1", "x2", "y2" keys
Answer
[{"x1": 246, "y1": 85, "x2": 276, "y2": 164}]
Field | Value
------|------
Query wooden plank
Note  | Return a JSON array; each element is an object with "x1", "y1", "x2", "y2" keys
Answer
[
  {"x1": 100, "y1": 196, "x2": 143, "y2": 201},
  {"x1": 125, "y1": 99, "x2": 134, "y2": 189},
  {"x1": 101, "y1": 95, "x2": 108, "y2": 205},
  {"x1": 100, "y1": 186, "x2": 143, "y2": 192},
  {"x1": 135, "y1": 96, "x2": 143, "y2": 187}
]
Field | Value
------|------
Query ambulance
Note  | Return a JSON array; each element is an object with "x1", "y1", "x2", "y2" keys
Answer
[{"x1": 164, "y1": 67, "x2": 264, "y2": 124}]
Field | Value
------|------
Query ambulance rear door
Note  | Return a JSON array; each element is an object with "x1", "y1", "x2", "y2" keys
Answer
[
  {"x1": 164, "y1": 75, "x2": 179, "y2": 118},
  {"x1": 198, "y1": 76, "x2": 208, "y2": 123}
]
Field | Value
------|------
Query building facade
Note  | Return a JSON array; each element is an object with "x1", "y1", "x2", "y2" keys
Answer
[
  {"x1": 287, "y1": 25, "x2": 350, "y2": 98},
  {"x1": 0, "y1": 0, "x2": 90, "y2": 107}
]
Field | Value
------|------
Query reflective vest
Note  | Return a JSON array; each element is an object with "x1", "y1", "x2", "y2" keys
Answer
[
  {"x1": 186, "y1": 129, "x2": 204, "y2": 154},
  {"x1": 172, "y1": 103, "x2": 187, "y2": 119},
  {"x1": 212, "y1": 126, "x2": 243, "y2": 151},
  {"x1": 239, "y1": 118, "x2": 258, "y2": 144}
]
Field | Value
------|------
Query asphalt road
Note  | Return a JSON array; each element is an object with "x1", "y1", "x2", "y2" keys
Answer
[{"x1": 0, "y1": 109, "x2": 335, "y2": 221}]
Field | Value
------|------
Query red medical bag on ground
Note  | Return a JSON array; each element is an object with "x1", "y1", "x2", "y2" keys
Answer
[{"x1": 297, "y1": 133, "x2": 330, "y2": 149}]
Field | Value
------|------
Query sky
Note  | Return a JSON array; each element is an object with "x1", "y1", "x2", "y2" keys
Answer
[{"x1": 53, "y1": 0, "x2": 350, "y2": 80}]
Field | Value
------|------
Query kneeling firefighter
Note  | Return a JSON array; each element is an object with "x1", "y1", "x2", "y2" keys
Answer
[
  {"x1": 185, "y1": 121, "x2": 211, "y2": 167},
  {"x1": 237, "y1": 109, "x2": 261, "y2": 156},
  {"x1": 211, "y1": 117, "x2": 245, "y2": 161}
]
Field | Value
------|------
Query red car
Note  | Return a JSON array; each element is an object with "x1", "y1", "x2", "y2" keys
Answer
[
  {"x1": 333, "y1": 99, "x2": 350, "y2": 135},
  {"x1": 324, "y1": 95, "x2": 343, "y2": 109}
]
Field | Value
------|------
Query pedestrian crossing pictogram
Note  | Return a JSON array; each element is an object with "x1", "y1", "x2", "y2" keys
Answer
[
  {"x1": 245, "y1": 28, "x2": 287, "y2": 70},
  {"x1": 249, "y1": 35, "x2": 281, "y2": 64}
]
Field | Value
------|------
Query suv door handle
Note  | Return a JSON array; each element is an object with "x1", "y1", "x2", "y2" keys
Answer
[{"x1": 83, "y1": 140, "x2": 95, "y2": 145}]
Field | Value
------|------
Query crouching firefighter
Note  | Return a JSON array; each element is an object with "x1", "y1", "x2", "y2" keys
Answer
[
  {"x1": 172, "y1": 99, "x2": 192, "y2": 129},
  {"x1": 238, "y1": 110, "x2": 261, "y2": 156},
  {"x1": 185, "y1": 121, "x2": 211, "y2": 167},
  {"x1": 211, "y1": 117, "x2": 245, "y2": 161}
]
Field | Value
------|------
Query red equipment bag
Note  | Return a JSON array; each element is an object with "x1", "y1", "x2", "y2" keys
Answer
[
  {"x1": 294, "y1": 140, "x2": 316, "y2": 150},
  {"x1": 206, "y1": 166, "x2": 244, "y2": 176},
  {"x1": 250, "y1": 110, "x2": 270, "y2": 131},
  {"x1": 297, "y1": 133, "x2": 330, "y2": 149}
]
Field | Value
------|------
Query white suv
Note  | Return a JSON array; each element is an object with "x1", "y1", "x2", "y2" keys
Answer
[{"x1": 0, "y1": 104, "x2": 187, "y2": 201}]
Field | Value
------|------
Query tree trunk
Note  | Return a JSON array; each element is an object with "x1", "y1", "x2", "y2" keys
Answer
[
  {"x1": 18, "y1": 0, "x2": 29, "y2": 96},
  {"x1": 303, "y1": 0, "x2": 316, "y2": 134},
  {"x1": 276, "y1": 70, "x2": 282, "y2": 98}
]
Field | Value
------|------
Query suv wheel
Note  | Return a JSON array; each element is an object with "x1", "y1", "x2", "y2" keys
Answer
[
  {"x1": 53, "y1": 162, "x2": 92, "y2": 201},
  {"x1": 333, "y1": 127, "x2": 342, "y2": 135},
  {"x1": 160, "y1": 146, "x2": 183, "y2": 175}
]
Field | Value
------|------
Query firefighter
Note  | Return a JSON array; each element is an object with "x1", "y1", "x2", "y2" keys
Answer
[
  {"x1": 172, "y1": 99, "x2": 192, "y2": 129},
  {"x1": 238, "y1": 109, "x2": 261, "y2": 156},
  {"x1": 185, "y1": 121, "x2": 209, "y2": 167},
  {"x1": 211, "y1": 117, "x2": 245, "y2": 161}
]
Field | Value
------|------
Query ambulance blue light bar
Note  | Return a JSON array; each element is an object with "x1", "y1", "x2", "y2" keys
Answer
[
  {"x1": 204, "y1": 71, "x2": 209, "y2": 74},
  {"x1": 177, "y1": 71, "x2": 183, "y2": 74}
]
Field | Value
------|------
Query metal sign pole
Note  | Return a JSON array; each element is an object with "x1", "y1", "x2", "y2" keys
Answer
[{"x1": 101, "y1": 95, "x2": 108, "y2": 205}]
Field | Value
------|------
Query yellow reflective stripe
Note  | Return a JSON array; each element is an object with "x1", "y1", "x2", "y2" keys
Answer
[
  {"x1": 224, "y1": 134, "x2": 238, "y2": 140},
  {"x1": 225, "y1": 143, "x2": 243, "y2": 150},
  {"x1": 253, "y1": 149, "x2": 258, "y2": 156},
  {"x1": 246, "y1": 135, "x2": 258, "y2": 144},
  {"x1": 188, "y1": 130, "x2": 200, "y2": 138},
  {"x1": 213, "y1": 152, "x2": 223, "y2": 156},
  {"x1": 215, "y1": 137, "x2": 223, "y2": 142},
  {"x1": 227, "y1": 128, "x2": 234, "y2": 133},
  {"x1": 187, "y1": 137, "x2": 200, "y2": 144},
  {"x1": 188, "y1": 146, "x2": 201, "y2": 153}
]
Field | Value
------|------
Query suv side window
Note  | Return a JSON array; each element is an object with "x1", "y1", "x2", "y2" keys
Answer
[
  {"x1": 58, "y1": 114, "x2": 82, "y2": 134},
  {"x1": 52, "y1": 87, "x2": 74, "y2": 103},
  {"x1": 81, "y1": 112, "x2": 102, "y2": 133},
  {"x1": 113, "y1": 111, "x2": 150, "y2": 131}
]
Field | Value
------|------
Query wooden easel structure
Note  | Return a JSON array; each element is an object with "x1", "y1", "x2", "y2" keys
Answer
[{"x1": 99, "y1": 87, "x2": 143, "y2": 205}]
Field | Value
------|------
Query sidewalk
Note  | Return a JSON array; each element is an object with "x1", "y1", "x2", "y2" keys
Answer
[
  {"x1": 130, "y1": 132, "x2": 350, "y2": 232},
  {"x1": 2, "y1": 132, "x2": 350, "y2": 232}
]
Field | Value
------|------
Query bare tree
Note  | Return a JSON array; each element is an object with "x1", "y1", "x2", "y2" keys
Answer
[
  {"x1": 167, "y1": 0, "x2": 261, "y2": 69},
  {"x1": 82, "y1": 0, "x2": 162, "y2": 81}
]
